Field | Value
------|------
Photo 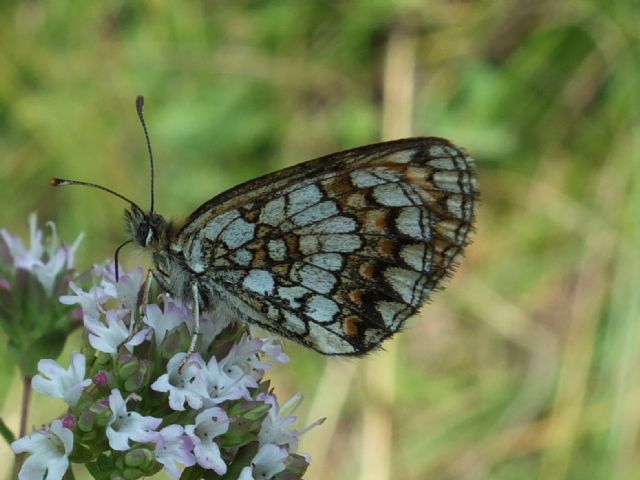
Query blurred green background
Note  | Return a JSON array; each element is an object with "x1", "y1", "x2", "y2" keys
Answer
[{"x1": 1, "y1": 1, "x2": 639, "y2": 479}]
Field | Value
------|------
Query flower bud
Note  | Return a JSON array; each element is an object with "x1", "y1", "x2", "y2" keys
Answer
[
  {"x1": 94, "y1": 370, "x2": 109, "y2": 388},
  {"x1": 78, "y1": 411, "x2": 96, "y2": 432},
  {"x1": 122, "y1": 469, "x2": 144, "y2": 480},
  {"x1": 91, "y1": 398, "x2": 112, "y2": 427},
  {"x1": 117, "y1": 353, "x2": 139, "y2": 380},
  {"x1": 62, "y1": 414, "x2": 76, "y2": 429},
  {"x1": 124, "y1": 448, "x2": 154, "y2": 469}
]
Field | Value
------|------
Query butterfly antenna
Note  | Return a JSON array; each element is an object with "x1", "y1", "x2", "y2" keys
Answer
[
  {"x1": 49, "y1": 178, "x2": 144, "y2": 212},
  {"x1": 114, "y1": 239, "x2": 133, "y2": 281},
  {"x1": 135, "y1": 95, "x2": 155, "y2": 214}
]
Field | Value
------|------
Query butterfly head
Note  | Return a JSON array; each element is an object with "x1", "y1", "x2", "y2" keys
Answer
[{"x1": 125, "y1": 205, "x2": 168, "y2": 249}]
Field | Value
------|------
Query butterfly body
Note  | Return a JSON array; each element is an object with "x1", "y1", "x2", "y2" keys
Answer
[{"x1": 124, "y1": 136, "x2": 479, "y2": 356}]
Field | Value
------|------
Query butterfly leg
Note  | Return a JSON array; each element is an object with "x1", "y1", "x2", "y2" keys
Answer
[
  {"x1": 129, "y1": 269, "x2": 155, "y2": 336},
  {"x1": 186, "y1": 281, "x2": 201, "y2": 357},
  {"x1": 142, "y1": 269, "x2": 153, "y2": 306},
  {"x1": 178, "y1": 282, "x2": 202, "y2": 372}
]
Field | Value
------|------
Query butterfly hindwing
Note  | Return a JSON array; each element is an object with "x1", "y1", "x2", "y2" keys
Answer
[{"x1": 172, "y1": 137, "x2": 478, "y2": 355}]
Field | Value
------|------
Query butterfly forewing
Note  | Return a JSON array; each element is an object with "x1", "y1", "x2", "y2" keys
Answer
[{"x1": 172, "y1": 137, "x2": 478, "y2": 355}]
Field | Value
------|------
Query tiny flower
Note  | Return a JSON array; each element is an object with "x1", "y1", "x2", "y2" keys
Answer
[
  {"x1": 59, "y1": 279, "x2": 114, "y2": 319},
  {"x1": 0, "y1": 213, "x2": 43, "y2": 269},
  {"x1": 153, "y1": 424, "x2": 196, "y2": 478},
  {"x1": 84, "y1": 310, "x2": 130, "y2": 354},
  {"x1": 11, "y1": 419, "x2": 73, "y2": 480},
  {"x1": 185, "y1": 407, "x2": 230, "y2": 474},
  {"x1": 116, "y1": 267, "x2": 144, "y2": 313},
  {"x1": 197, "y1": 302, "x2": 234, "y2": 351},
  {"x1": 106, "y1": 389, "x2": 161, "y2": 451},
  {"x1": 260, "y1": 337, "x2": 290, "y2": 364},
  {"x1": 258, "y1": 393, "x2": 301, "y2": 451},
  {"x1": 0, "y1": 213, "x2": 83, "y2": 296},
  {"x1": 151, "y1": 352, "x2": 209, "y2": 411},
  {"x1": 238, "y1": 443, "x2": 288, "y2": 480},
  {"x1": 222, "y1": 335, "x2": 271, "y2": 380},
  {"x1": 92, "y1": 262, "x2": 118, "y2": 289},
  {"x1": 144, "y1": 300, "x2": 184, "y2": 345},
  {"x1": 203, "y1": 355, "x2": 257, "y2": 406},
  {"x1": 31, "y1": 352, "x2": 91, "y2": 407}
]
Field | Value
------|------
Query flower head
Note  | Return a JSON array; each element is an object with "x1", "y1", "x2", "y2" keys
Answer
[
  {"x1": 59, "y1": 277, "x2": 114, "y2": 319},
  {"x1": 203, "y1": 354, "x2": 258, "y2": 406},
  {"x1": 0, "y1": 213, "x2": 83, "y2": 296},
  {"x1": 4, "y1": 214, "x2": 314, "y2": 479},
  {"x1": 31, "y1": 352, "x2": 91, "y2": 407},
  {"x1": 238, "y1": 443, "x2": 288, "y2": 480},
  {"x1": 151, "y1": 352, "x2": 209, "y2": 411},
  {"x1": 153, "y1": 424, "x2": 196, "y2": 477},
  {"x1": 11, "y1": 419, "x2": 73, "y2": 480},
  {"x1": 258, "y1": 393, "x2": 302, "y2": 451},
  {"x1": 106, "y1": 389, "x2": 161, "y2": 451},
  {"x1": 185, "y1": 407, "x2": 230, "y2": 473},
  {"x1": 144, "y1": 299, "x2": 185, "y2": 345}
]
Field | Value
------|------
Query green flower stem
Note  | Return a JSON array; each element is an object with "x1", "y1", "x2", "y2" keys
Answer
[
  {"x1": 20, "y1": 375, "x2": 32, "y2": 439},
  {"x1": 12, "y1": 375, "x2": 32, "y2": 480}
]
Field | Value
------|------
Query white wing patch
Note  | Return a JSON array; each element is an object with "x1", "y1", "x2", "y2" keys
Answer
[
  {"x1": 242, "y1": 270, "x2": 275, "y2": 295},
  {"x1": 306, "y1": 295, "x2": 339, "y2": 323},
  {"x1": 288, "y1": 184, "x2": 323, "y2": 216},
  {"x1": 259, "y1": 196, "x2": 286, "y2": 226},
  {"x1": 396, "y1": 207, "x2": 431, "y2": 240},
  {"x1": 221, "y1": 217, "x2": 255, "y2": 249},
  {"x1": 291, "y1": 263, "x2": 337, "y2": 294}
]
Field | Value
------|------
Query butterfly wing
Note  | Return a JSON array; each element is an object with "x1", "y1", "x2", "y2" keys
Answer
[{"x1": 173, "y1": 137, "x2": 479, "y2": 355}]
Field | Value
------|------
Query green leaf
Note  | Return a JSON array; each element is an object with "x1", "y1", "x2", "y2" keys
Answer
[{"x1": 0, "y1": 416, "x2": 16, "y2": 445}]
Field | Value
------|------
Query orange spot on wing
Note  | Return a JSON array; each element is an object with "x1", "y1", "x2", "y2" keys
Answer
[
  {"x1": 379, "y1": 239, "x2": 394, "y2": 256},
  {"x1": 284, "y1": 234, "x2": 302, "y2": 260},
  {"x1": 359, "y1": 262, "x2": 375, "y2": 279},
  {"x1": 324, "y1": 175, "x2": 353, "y2": 195},
  {"x1": 375, "y1": 216, "x2": 387, "y2": 230},
  {"x1": 349, "y1": 289, "x2": 363, "y2": 305},
  {"x1": 244, "y1": 210, "x2": 259, "y2": 222},
  {"x1": 343, "y1": 315, "x2": 361, "y2": 337}
]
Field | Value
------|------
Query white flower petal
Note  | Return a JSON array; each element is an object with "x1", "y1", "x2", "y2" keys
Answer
[
  {"x1": 11, "y1": 419, "x2": 72, "y2": 480},
  {"x1": 31, "y1": 353, "x2": 90, "y2": 406}
]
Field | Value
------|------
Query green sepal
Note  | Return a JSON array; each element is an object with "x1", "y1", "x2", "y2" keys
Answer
[
  {"x1": 116, "y1": 353, "x2": 139, "y2": 380},
  {"x1": 78, "y1": 410, "x2": 96, "y2": 432},
  {"x1": 68, "y1": 441, "x2": 95, "y2": 463},
  {"x1": 228, "y1": 400, "x2": 271, "y2": 421},
  {"x1": 219, "y1": 400, "x2": 270, "y2": 448},
  {"x1": 275, "y1": 453, "x2": 309, "y2": 479},
  {"x1": 86, "y1": 455, "x2": 117, "y2": 480},
  {"x1": 90, "y1": 400, "x2": 112, "y2": 427},
  {"x1": 219, "y1": 442, "x2": 259, "y2": 480},
  {"x1": 122, "y1": 467, "x2": 145, "y2": 480}
]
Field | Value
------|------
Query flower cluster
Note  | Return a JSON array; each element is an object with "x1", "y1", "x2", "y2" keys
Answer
[
  {"x1": 0, "y1": 212, "x2": 83, "y2": 297},
  {"x1": 0, "y1": 213, "x2": 83, "y2": 376},
  {"x1": 4, "y1": 216, "x2": 313, "y2": 480}
]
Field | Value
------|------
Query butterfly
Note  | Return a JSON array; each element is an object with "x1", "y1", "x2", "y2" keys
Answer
[{"x1": 52, "y1": 96, "x2": 479, "y2": 356}]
